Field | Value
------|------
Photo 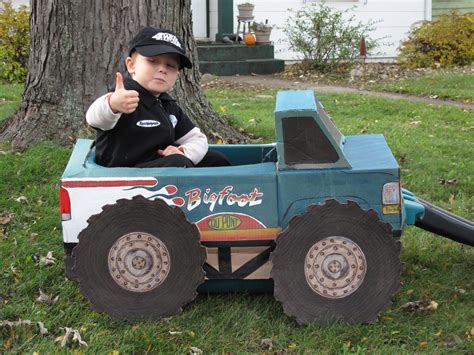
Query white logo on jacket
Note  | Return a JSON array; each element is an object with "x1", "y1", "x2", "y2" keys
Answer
[
  {"x1": 169, "y1": 114, "x2": 178, "y2": 127},
  {"x1": 136, "y1": 120, "x2": 160, "y2": 128}
]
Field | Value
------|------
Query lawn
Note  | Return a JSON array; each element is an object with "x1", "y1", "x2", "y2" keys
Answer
[
  {"x1": 0, "y1": 85, "x2": 473, "y2": 352},
  {"x1": 0, "y1": 84, "x2": 23, "y2": 125},
  {"x1": 367, "y1": 71, "x2": 474, "y2": 103}
]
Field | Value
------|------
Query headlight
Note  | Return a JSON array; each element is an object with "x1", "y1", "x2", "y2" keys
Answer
[{"x1": 382, "y1": 182, "x2": 401, "y2": 214}]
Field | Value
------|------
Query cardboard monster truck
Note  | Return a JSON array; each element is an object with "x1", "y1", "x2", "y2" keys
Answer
[{"x1": 60, "y1": 90, "x2": 473, "y2": 324}]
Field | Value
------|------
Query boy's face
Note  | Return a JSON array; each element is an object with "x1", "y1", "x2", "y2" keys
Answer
[{"x1": 126, "y1": 52, "x2": 180, "y2": 95}]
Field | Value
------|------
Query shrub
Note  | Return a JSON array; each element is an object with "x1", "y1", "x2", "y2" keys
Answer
[
  {"x1": 398, "y1": 12, "x2": 474, "y2": 68},
  {"x1": 283, "y1": 3, "x2": 380, "y2": 72},
  {"x1": 0, "y1": 0, "x2": 30, "y2": 83}
]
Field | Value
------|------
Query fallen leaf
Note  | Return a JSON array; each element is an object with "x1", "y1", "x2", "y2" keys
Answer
[
  {"x1": 434, "y1": 330, "x2": 442, "y2": 337},
  {"x1": 10, "y1": 265, "x2": 19, "y2": 274},
  {"x1": 39, "y1": 251, "x2": 56, "y2": 266},
  {"x1": 406, "y1": 289, "x2": 414, "y2": 295},
  {"x1": 438, "y1": 178, "x2": 458, "y2": 186},
  {"x1": 190, "y1": 346, "x2": 202, "y2": 354},
  {"x1": 401, "y1": 299, "x2": 438, "y2": 312},
  {"x1": 0, "y1": 213, "x2": 12, "y2": 225},
  {"x1": 444, "y1": 340, "x2": 456, "y2": 348},
  {"x1": 72, "y1": 328, "x2": 88, "y2": 347},
  {"x1": 15, "y1": 196, "x2": 28, "y2": 203},
  {"x1": 0, "y1": 228, "x2": 7, "y2": 239},
  {"x1": 37, "y1": 321, "x2": 48, "y2": 335},
  {"x1": 219, "y1": 106, "x2": 226, "y2": 113},
  {"x1": 470, "y1": 327, "x2": 474, "y2": 336},
  {"x1": 55, "y1": 327, "x2": 88, "y2": 347},
  {"x1": 288, "y1": 342, "x2": 297, "y2": 349},
  {"x1": 449, "y1": 194, "x2": 456, "y2": 204},
  {"x1": 419, "y1": 341, "x2": 428, "y2": 348},
  {"x1": 36, "y1": 289, "x2": 59, "y2": 305},
  {"x1": 261, "y1": 338, "x2": 273, "y2": 350},
  {"x1": 4, "y1": 339, "x2": 12, "y2": 350},
  {"x1": 0, "y1": 319, "x2": 48, "y2": 337}
]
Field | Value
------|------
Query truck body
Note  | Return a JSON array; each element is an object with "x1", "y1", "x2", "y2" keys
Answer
[{"x1": 60, "y1": 90, "x2": 470, "y2": 323}]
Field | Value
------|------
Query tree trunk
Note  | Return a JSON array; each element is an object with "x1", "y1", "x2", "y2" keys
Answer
[{"x1": 0, "y1": 0, "x2": 246, "y2": 149}]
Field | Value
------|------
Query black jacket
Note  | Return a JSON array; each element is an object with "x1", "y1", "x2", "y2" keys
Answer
[{"x1": 94, "y1": 78, "x2": 195, "y2": 167}]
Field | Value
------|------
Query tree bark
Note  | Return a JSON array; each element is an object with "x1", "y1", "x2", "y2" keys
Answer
[{"x1": 0, "y1": 0, "x2": 246, "y2": 149}]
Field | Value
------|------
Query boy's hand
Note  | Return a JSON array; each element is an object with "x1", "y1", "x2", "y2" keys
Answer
[
  {"x1": 108, "y1": 72, "x2": 139, "y2": 114},
  {"x1": 158, "y1": 146, "x2": 185, "y2": 157}
]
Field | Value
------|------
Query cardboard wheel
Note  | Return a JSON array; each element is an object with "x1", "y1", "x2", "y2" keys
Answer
[
  {"x1": 74, "y1": 196, "x2": 205, "y2": 320},
  {"x1": 271, "y1": 199, "x2": 401, "y2": 324}
]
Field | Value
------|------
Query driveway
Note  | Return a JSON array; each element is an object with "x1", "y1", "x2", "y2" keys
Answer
[{"x1": 214, "y1": 75, "x2": 474, "y2": 110}]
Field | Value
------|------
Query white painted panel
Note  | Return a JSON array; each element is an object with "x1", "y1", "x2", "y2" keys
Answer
[
  {"x1": 192, "y1": 0, "x2": 208, "y2": 38},
  {"x1": 209, "y1": 0, "x2": 219, "y2": 41}
]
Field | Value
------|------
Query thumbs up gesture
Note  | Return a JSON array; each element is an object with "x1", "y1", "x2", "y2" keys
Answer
[{"x1": 108, "y1": 72, "x2": 139, "y2": 114}]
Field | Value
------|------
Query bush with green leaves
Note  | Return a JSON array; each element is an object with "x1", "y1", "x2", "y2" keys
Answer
[
  {"x1": 397, "y1": 12, "x2": 474, "y2": 69},
  {"x1": 0, "y1": 0, "x2": 29, "y2": 84},
  {"x1": 283, "y1": 3, "x2": 379, "y2": 72}
]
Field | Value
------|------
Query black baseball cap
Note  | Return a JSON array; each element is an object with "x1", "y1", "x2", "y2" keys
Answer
[{"x1": 128, "y1": 27, "x2": 192, "y2": 69}]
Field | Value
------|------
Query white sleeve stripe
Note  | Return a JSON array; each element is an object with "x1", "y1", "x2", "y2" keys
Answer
[
  {"x1": 175, "y1": 127, "x2": 209, "y2": 165},
  {"x1": 85, "y1": 94, "x2": 122, "y2": 131}
]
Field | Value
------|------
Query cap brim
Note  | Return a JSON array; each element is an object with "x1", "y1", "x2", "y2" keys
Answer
[{"x1": 135, "y1": 45, "x2": 193, "y2": 69}]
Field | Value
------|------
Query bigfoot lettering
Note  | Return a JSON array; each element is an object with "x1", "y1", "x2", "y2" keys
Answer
[{"x1": 185, "y1": 185, "x2": 263, "y2": 212}]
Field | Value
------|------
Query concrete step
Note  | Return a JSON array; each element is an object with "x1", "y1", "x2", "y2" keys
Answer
[
  {"x1": 198, "y1": 58, "x2": 285, "y2": 76},
  {"x1": 197, "y1": 43, "x2": 276, "y2": 61}
]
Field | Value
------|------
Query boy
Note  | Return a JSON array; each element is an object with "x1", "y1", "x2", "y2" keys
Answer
[{"x1": 86, "y1": 27, "x2": 230, "y2": 168}]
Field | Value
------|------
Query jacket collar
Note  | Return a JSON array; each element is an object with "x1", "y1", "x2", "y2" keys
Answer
[{"x1": 124, "y1": 77, "x2": 175, "y2": 109}]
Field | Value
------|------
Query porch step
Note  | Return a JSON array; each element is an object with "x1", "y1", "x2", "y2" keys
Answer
[
  {"x1": 198, "y1": 58, "x2": 285, "y2": 76},
  {"x1": 198, "y1": 43, "x2": 276, "y2": 61},
  {"x1": 197, "y1": 43, "x2": 284, "y2": 76}
]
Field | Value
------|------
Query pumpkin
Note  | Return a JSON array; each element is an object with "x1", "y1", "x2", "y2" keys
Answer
[{"x1": 244, "y1": 33, "x2": 256, "y2": 46}]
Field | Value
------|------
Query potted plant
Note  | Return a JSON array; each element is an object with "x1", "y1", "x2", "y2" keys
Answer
[
  {"x1": 251, "y1": 20, "x2": 272, "y2": 44},
  {"x1": 237, "y1": 2, "x2": 255, "y2": 18}
]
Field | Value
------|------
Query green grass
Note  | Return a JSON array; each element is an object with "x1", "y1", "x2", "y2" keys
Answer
[
  {"x1": 367, "y1": 71, "x2": 474, "y2": 102},
  {"x1": 1, "y1": 86, "x2": 473, "y2": 352},
  {"x1": 0, "y1": 84, "x2": 23, "y2": 124}
]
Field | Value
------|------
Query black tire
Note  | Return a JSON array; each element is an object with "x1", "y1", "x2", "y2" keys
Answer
[
  {"x1": 74, "y1": 196, "x2": 205, "y2": 321},
  {"x1": 271, "y1": 199, "x2": 401, "y2": 325}
]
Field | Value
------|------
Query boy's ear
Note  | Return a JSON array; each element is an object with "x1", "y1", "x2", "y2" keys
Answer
[{"x1": 125, "y1": 57, "x2": 135, "y2": 75}]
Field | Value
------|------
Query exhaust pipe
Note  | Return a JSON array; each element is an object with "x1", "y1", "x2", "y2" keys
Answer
[{"x1": 414, "y1": 197, "x2": 473, "y2": 246}]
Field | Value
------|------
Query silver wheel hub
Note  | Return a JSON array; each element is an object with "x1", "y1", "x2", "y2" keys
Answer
[
  {"x1": 108, "y1": 232, "x2": 170, "y2": 292},
  {"x1": 305, "y1": 236, "x2": 366, "y2": 299}
]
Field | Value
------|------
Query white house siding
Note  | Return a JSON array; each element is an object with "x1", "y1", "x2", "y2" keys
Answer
[
  {"x1": 208, "y1": 0, "x2": 219, "y2": 41},
  {"x1": 11, "y1": 0, "x2": 29, "y2": 8},
  {"x1": 206, "y1": 0, "x2": 432, "y2": 60}
]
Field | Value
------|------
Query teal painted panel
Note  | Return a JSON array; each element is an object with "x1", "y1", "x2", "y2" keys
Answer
[
  {"x1": 275, "y1": 90, "x2": 316, "y2": 113},
  {"x1": 343, "y1": 135, "x2": 399, "y2": 172}
]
